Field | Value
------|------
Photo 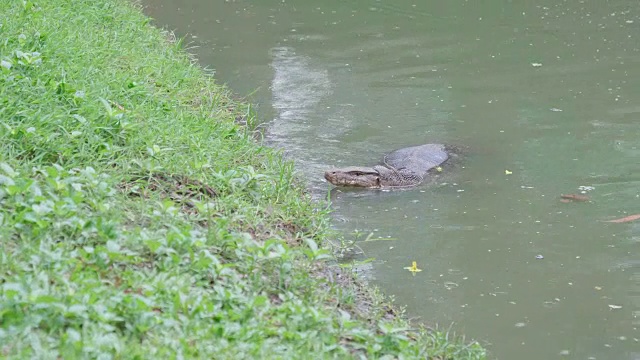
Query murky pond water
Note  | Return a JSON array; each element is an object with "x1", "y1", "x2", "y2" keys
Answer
[{"x1": 143, "y1": 1, "x2": 640, "y2": 358}]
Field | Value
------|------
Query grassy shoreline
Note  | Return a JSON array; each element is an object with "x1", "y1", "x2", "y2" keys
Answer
[{"x1": 0, "y1": 0, "x2": 486, "y2": 358}]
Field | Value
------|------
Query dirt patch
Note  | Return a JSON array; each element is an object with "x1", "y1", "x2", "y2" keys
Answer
[
  {"x1": 235, "y1": 219, "x2": 310, "y2": 247},
  {"x1": 119, "y1": 172, "x2": 217, "y2": 215},
  {"x1": 309, "y1": 262, "x2": 397, "y2": 323}
]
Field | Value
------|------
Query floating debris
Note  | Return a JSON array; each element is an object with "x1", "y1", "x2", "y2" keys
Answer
[
  {"x1": 531, "y1": 62, "x2": 543, "y2": 67},
  {"x1": 550, "y1": 108, "x2": 563, "y2": 112},
  {"x1": 505, "y1": 169, "x2": 513, "y2": 175},
  {"x1": 560, "y1": 194, "x2": 590, "y2": 203},
  {"x1": 605, "y1": 214, "x2": 640, "y2": 223},
  {"x1": 404, "y1": 261, "x2": 423, "y2": 275},
  {"x1": 535, "y1": 254, "x2": 544, "y2": 259},
  {"x1": 444, "y1": 281, "x2": 459, "y2": 290}
]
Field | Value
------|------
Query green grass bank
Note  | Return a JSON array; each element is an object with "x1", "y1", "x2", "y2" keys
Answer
[{"x1": 0, "y1": 0, "x2": 486, "y2": 358}]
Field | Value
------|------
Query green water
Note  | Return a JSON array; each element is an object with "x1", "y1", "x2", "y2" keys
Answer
[{"x1": 143, "y1": 1, "x2": 640, "y2": 358}]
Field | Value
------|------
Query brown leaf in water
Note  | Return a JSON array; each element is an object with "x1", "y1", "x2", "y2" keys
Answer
[
  {"x1": 560, "y1": 194, "x2": 590, "y2": 202},
  {"x1": 605, "y1": 214, "x2": 640, "y2": 223}
]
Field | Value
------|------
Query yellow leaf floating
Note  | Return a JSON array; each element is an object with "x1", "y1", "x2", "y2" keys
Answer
[
  {"x1": 435, "y1": 166, "x2": 443, "y2": 173},
  {"x1": 504, "y1": 169, "x2": 513, "y2": 175},
  {"x1": 404, "y1": 261, "x2": 422, "y2": 275}
]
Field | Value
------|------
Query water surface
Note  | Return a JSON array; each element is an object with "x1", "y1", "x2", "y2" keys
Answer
[{"x1": 144, "y1": 1, "x2": 640, "y2": 358}]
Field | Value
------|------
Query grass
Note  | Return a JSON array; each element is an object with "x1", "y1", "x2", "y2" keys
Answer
[{"x1": 0, "y1": 0, "x2": 487, "y2": 358}]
